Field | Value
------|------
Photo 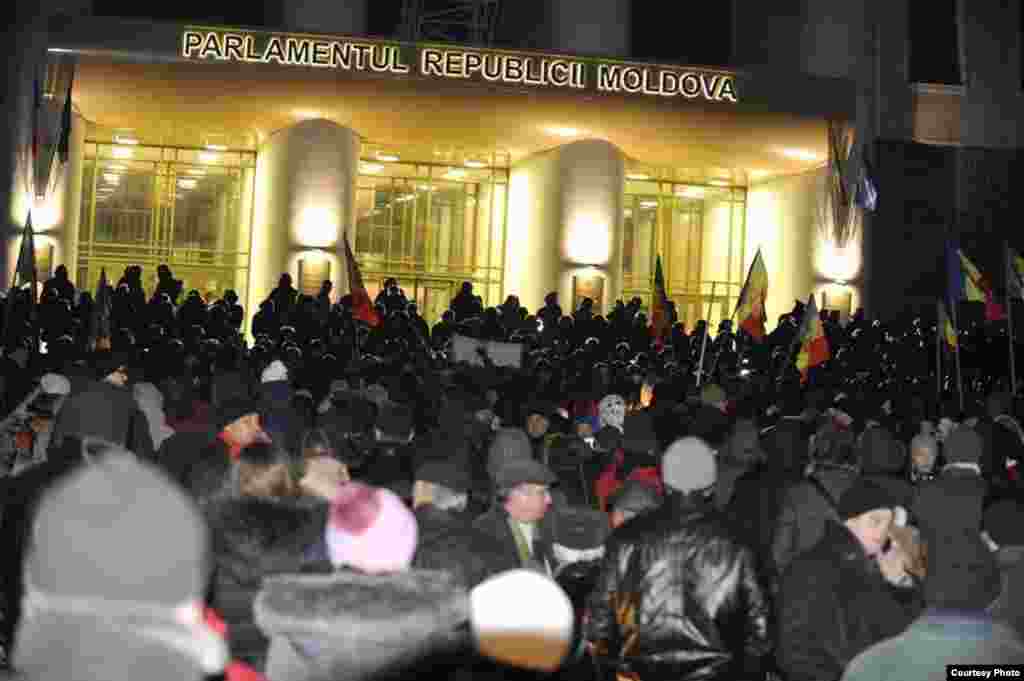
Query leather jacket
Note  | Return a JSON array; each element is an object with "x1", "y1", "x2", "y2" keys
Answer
[{"x1": 586, "y1": 493, "x2": 772, "y2": 680}]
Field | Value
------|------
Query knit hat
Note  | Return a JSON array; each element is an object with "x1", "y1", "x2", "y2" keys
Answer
[
  {"x1": 492, "y1": 457, "x2": 556, "y2": 492},
  {"x1": 214, "y1": 397, "x2": 263, "y2": 433},
  {"x1": 486, "y1": 428, "x2": 534, "y2": 481},
  {"x1": 837, "y1": 479, "x2": 901, "y2": 520},
  {"x1": 326, "y1": 482, "x2": 418, "y2": 574},
  {"x1": 598, "y1": 395, "x2": 626, "y2": 432},
  {"x1": 661, "y1": 437, "x2": 716, "y2": 495},
  {"x1": 17, "y1": 451, "x2": 227, "y2": 680},
  {"x1": 261, "y1": 359, "x2": 289, "y2": 384},
  {"x1": 984, "y1": 500, "x2": 1024, "y2": 547},
  {"x1": 609, "y1": 479, "x2": 662, "y2": 516},
  {"x1": 944, "y1": 427, "x2": 983, "y2": 465},
  {"x1": 415, "y1": 459, "x2": 472, "y2": 494}
]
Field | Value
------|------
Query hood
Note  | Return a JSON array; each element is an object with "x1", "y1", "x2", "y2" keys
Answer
[
  {"x1": 857, "y1": 427, "x2": 906, "y2": 474},
  {"x1": 206, "y1": 497, "x2": 327, "y2": 585},
  {"x1": 762, "y1": 420, "x2": 808, "y2": 473}
]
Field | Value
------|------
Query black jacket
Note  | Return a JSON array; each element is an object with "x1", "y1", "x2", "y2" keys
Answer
[
  {"x1": 412, "y1": 506, "x2": 510, "y2": 588},
  {"x1": 586, "y1": 493, "x2": 772, "y2": 681},
  {"x1": 472, "y1": 505, "x2": 557, "y2": 575},
  {"x1": 777, "y1": 520, "x2": 921, "y2": 681}
]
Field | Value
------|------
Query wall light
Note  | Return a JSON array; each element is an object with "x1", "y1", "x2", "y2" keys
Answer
[
  {"x1": 626, "y1": 173, "x2": 650, "y2": 181},
  {"x1": 443, "y1": 168, "x2": 467, "y2": 180},
  {"x1": 376, "y1": 151, "x2": 400, "y2": 162},
  {"x1": 639, "y1": 200, "x2": 659, "y2": 209},
  {"x1": 111, "y1": 147, "x2": 134, "y2": 159},
  {"x1": 464, "y1": 158, "x2": 488, "y2": 169},
  {"x1": 297, "y1": 206, "x2": 340, "y2": 248},
  {"x1": 815, "y1": 237, "x2": 862, "y2": 282},
  {"x1": 564, "y1": 218, "x2": 612, "y2": 265},
  {"x1": 186, "y1": 168, "x2": 206, "y2": 176},
  {"x1": 417, "y1": 184, "x2": 435, "y2": 192},
  {"x1": 102, "y1": 173, "x2": 121, "y2": 185},
  {"x1": 547, "y1": 126, "x2": 581, "y2": 138},
  {"x1": 360, "y1": 162, "x2": 385, "y2": 174},
  {"x1": 177, "y1": 179, "x2": 198, "y2": 189},
  {"x1": 676, "y1": 187, "x2": 706, "y2": 199},
  {"x1": 198, "y1": 152, "x2": 219, "y2": 164},
  {"x1": 105, "y1": 164, "x2": 127, "y2": 172},
  {"x1": 113, "y1": 135, "x2": 138, "y2": 145},
  {"x1": 708, "y1": 179, "x2": 731, "y2": 187},
  {"x1": 205, "y1": 143, "x2": 228, "y2": 152}
]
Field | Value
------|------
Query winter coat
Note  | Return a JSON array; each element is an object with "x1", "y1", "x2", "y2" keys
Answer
[
  {"x1": 772, "y1": 464, "x2": 859, "y2": 576},
  {"x1": 727, "y1": 464, "x2": 804, "y2": 586},
  {"x1": 586, "y1": 493, "x2": 771, "y2": 681},
  {"x1": 989, "y1": 545, "x2": 1024, "y2": 639},
  {"x1": 777, "y1": 520, "x2": 921, "y2": 681},
  {"x1": 841, "y1": 610, "x2": 1024, "y2": 681},
  {"x1": 593, "y1": 447, "x2": 662, "y2": 512},
  {"x1": 412, "y1": 506, "x2": 510, "y2": 589},
  {"x1": 914, "y1": 467, "x2": 1000, "y2": 610},
  {"x1": 50, "y1": 379, "x2": 155, "y2": 461},
  {"x1": 205, "y1": 496, "x2": 328, "y2": 671},
  {"x1": 472, "y1": 505, "x2": 557, "y2": 576},
  {"x1": 858, "y1": 427, "x2": 913, "y2": 510}
]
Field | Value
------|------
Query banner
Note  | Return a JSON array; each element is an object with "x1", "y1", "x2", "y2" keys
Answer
[{"x1": 451, "y1": 334, "x2": 523, "y2": 368}]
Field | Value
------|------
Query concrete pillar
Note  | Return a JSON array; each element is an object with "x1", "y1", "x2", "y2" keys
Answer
[
  {"x1": 506, "y1": 139, "x2": 624, "y2": 315},
  {"x1": 546, "y1": 0, "x2": 630, "y2": 57},
  {"x1": 249, "y1": 119, "x2": 360, "y2": 331},
  {"x1": 280, "y1": 0, "x2": 368, "y2": 37}
]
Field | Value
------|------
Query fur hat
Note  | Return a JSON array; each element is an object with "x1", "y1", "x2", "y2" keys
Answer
[
  {"x1": 661, "y1": 437, "x2": 716, "y2": 495},
  {"x1": 326, "y1": 482, "x2": 418, "y2": 574}
]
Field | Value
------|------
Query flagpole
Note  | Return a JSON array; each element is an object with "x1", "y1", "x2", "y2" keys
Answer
[
  {"x1": 951, "y1": 297, "x2": 965, "y2": 414},
  {"x1": 1007, "y1": 241, "x2": 1018, "y2": 396},
  {"x1": 696, "y1": 281, "x2": 717, "y2": 387}
]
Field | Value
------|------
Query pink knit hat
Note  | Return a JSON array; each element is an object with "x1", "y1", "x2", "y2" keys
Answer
[{"x1": 326, "y1": 482, "x2": 418, "y2": 574}]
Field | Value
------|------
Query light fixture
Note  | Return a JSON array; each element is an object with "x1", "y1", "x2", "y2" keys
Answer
[
  {"x1": 186, "y1": 168, "x2": 206, "y2": 176},
  {"x1": 198, "y1": 152, "x2": 218, "y2": 164},
  {"x1": 111, "y1": 147, "x2": 134, "y2": 159},
  {"x1": 395, "y1": 193, "x2": 416, "y2": 203},
  {"x1": 443, "y1": 168, "x2": 467, "y2": 180},
  {"x1": 547, "y1": 126, "x2": 581, "y2": 137},
  {"x1": 360, "y1": 162, "x2": 384, "y2": 174},
  {"x1": 105, "y1": 164, "x2": 127, "y2": 171},
  {"x1": 708, "y1": 179, "x2": 731, "y2": 187},
  {"x1": 205, "y1": 143, "x2": 228, "y2": 152},
  {"x1": 102, "y1": 173, "x2": 121, "y2": 184},
  {"x1": 376, "y1": 151, "x2": 400, "y2": 162},
  {"x1": 639, "y1": 200, "x2": 659, "y2": 209},
  {"x1": 626, "y1": 173, "x2": 650, "y2": 181},
  {"x1": 417, "y1": 184, "x2": 435, "y2": 192},
  {"x1": 177, "y1": 179, "x2": 198, "y2": 189},
  {"x1": 676, "y1": 186, "x2": 706, "y2": 199},
  {"x1": 777, "y1": 147, "x2": 823, "y2": 162},
  {"x1": 464, "y1": 158, "x2": 488, "y2": 169},
  {"x1": 113, "y1": 134, "x2": 139, "y2": 145}
]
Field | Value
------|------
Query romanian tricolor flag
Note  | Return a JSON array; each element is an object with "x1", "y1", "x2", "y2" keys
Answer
[
  {"x1": 937, "y1": 299, "x2": 957, "y2": 351},
  {"x1": 343, "y1": 237, "x2": 381, "y2": 327},
  {"x1": 734, "y1": 249, "x2": 768, "y2": 341},
  {"x1": 649, "y1": 255, "x2": 671, "y2": 348},
  {"x1": 948, "y1": 242, "x2": 1004, "y2": 320},
  {"x1": 795, "y1": 294, "x2": 830, "y2": 383}
]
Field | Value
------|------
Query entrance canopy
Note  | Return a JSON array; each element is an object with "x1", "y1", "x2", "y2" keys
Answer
[{"x1": 50, "y1": 16, "x2": 854, "y2": 182}]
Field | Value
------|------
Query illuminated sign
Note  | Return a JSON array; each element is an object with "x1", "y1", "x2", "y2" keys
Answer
[{"x1": 181, "y1": 30, "x2": 738, "y2": 103}]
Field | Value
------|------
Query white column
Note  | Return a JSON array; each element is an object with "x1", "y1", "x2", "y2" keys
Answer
[
  {"x1": 507, "y1": 139, "x2": 624, "y2": 315},
  {"x1": 249, "y1": 119, "x2": 360, "y2": 329}
]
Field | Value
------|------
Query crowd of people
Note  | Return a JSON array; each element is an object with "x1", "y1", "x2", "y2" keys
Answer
[{"x1": 1, "y1": 261, "x2": 1024, "y2": 681}]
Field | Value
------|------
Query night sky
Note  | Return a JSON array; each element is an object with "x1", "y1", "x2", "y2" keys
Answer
[{"x1": 90, "y1": 0, "x2": 735, "y2": 66}]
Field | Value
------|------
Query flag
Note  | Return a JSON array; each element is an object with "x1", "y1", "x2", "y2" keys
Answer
[
  {"x1": 89, "y1": 268, "x2": 112, "y2": 350},
  {"x1": 937, "y1": 299, "x2": 957, "y2": 351},
  {"x1": 795, "y1": 294, "x2": 830, "y2": 382},
  {"x1": 734, "y1": 249, "x2": 768, "y2": 341},
  {"x1": 343, "y1": 238, "x2": 381, "y2": 327},
  {"x1": 649, "y1": 255, "x2": 671, "y2": 348},
  {"x1": 947, "y1": 243, "x2": 1004, "y2": 320},
  {"x1": 1008, "y1": 246, "x2": 1024, "y2": 302},
  {"x1": 57, "y1": 78, "x2": 73, "y2": 165}
]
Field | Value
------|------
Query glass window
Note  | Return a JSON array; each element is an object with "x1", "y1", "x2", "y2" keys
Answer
[
  {"x1": 78, "y1": 143, "x2": 254, "y2": 305},
  {"x1": 909, "y1": 0, "x2": 962, "y2": 85}
]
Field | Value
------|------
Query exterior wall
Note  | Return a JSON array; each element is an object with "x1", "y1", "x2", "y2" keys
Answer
[
  {"x1": 507, "y1": 139, "x2": 624, "y2": 314},
  {"x1": 744, "y1": 168, "x2": 820, "y2": 327},
  {"x1": 250, "y1": 119, "x2": 359, "y2": 328},
  {"x1": 960, "y1": 1, "x2": 1024, "y2": 148},
  {"x1": 280, "y1": 0, "x2": 368, "y2": 38}
]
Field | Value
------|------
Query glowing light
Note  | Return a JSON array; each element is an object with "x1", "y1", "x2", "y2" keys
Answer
[
  {"x1": 111, "y1": 147, "x2": 134, "y2": 159},
  {"x1": 293, "y1": 109, "x2": 324, "y2": 120},
  {"x1": 639, "y1": 200, "x2": 659, "y2": 209},
  {"x1": 198, "y1": 152, "x2": 219, "y2": 164},
  {"x1": 395, "y1": 194, "x2": 417, "y2": 203},
  {"x1": 113, "y1": 135, "x2": 138, "y2": 145},
  {"x1": 815, "y1": 237, "x2": 862, "y2": 282},
  {"x1": 708, "y1": 179, "x2": 731, "y2": 187},
  {"x1": 676, "y1": 187, "x2": 705, "y2": 199},
  {"x1": 105, "y1": 164, "x2": 127, "y2": 171},
  {"x1": 776, "y1": 147, "x2": 823, "y2": 162},
  {"x1": 102, "y1": 173, "x2": 121, "y2": 185},
  {"x1": 443, "y1": 168, "x2": 467, "y2": 180},
  {"x1": 205, "y1": 143, "x2": 228, "y2": 152},
  {"x1": 33, "y1": 197, "x2": 59, "y2": 230},
  {"x1": 626, "y1": 173, "x2": 650, "y2": 181},
  {"x1": 564, "y1": 218, "x2": 612, "y2": 265},
  {"x1": 376, "y1": 151, "x2": 400, "y2": 162},
  {"x1": 417, "y1": 185, "x2": 435, "y2": 192},
  {"x1": 547, "y1": 127, "x2": 581, "y2": 138},
  {"x1": 185, "y1": 168, "x2": 206, "y2": 176},
  {"x1": 296, "y1": 206, "x2": 340, "y2": 248},
  {"x1": 177, "y1": 179, "x2": 198, "y2": 189},
  {"x1": 360, "y1": 162, "x2": 384, "y2": 174},
  {"x1": 464, "y1": 159, "x2": 488, "y2": 168}
]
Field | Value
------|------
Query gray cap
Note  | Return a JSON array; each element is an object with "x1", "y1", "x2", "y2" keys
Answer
[{"x1": 493, "y1": 457, "x2": 556, "y2": 492}]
